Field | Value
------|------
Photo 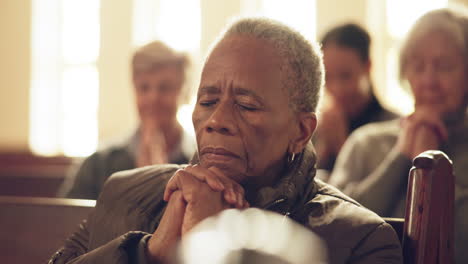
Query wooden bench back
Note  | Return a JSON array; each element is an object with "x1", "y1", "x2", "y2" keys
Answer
[
  {"x1": 403, "y1": 150, "x2": 454, "y2": 264},
  {"x1": 0, "y1": 196, "x2": 95, "y2": 264},
  {"x1": 0, "y1": 152, "x2": 75, "y2": 197}
]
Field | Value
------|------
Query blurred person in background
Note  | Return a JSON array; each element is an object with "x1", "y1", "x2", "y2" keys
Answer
[
  {"x1": 314, "y1": 23, "x2": 397, "y2": 175},
  {"x1": 58, "y1": 41, "x2": 196, "y2": 200},
  {"x1": 49, "y1": 17, "x2": 402, "y2": 264},
  {"x1": 328, "y1": 7, "x2": 468, "y2": 264}
]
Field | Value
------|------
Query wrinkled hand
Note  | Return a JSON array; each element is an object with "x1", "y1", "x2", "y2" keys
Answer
[
  {"x1": 396, "y1": 107, "x2": 448, "y2": 159},
  {"x1": 315, "y1": 97, "x2": 349, "y2": 167},
  {"x1": 147, "y1": 172, "x2": 234, "y2": 263},
  {"x1": 147, "y1": 166, "x2": 249, "y2": 263},
  {"x1": 175, "y1": 171, "x2": 230, "y2": 235},
  {"x1": 164, "y1": 164, "x2": 249, "y2": 209},
  {"x1": 147, "y1": 190, "x2": 186, "y2": 263}
]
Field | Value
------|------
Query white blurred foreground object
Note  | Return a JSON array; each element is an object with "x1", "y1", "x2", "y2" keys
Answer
[{"x1": 176, "y1": 208, "x2": 328, "y2": 264}]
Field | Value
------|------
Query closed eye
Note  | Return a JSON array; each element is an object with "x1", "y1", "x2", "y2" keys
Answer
[
  {"x1": 199, "y1": 99, "x2": 218, "y2": 107},
  {"x1": 237, "y1": 103, "x2": 258, "y2": 111}
]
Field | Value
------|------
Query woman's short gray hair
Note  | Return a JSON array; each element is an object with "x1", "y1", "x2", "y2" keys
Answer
[
  {"x1": 399, "y1": 6, "x2": 468, "y2": 81},
  {"x1": 131, "y1": 41, "x2": 191, "y2": 103},
  {"x1": 132, "y1": 40, "x2": 188, "y2": 77},
  {"x1": 212, "y1": 17, "x2": 324, "y2": 113}
]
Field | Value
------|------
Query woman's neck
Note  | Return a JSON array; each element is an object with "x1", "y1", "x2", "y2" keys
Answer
[
  {"x1": 347, "y1": 90, "x2": 373, "y2": 119},
  {"x1": 241, "y1": 160, "x2": 288, "y2": 203}
]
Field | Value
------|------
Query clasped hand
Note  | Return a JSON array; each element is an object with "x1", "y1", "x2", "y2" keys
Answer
[
  {"x1": 315, "y1": 97, "x2": 348, "y2": 167},
  {"x1": 397, "y1": 107, "x2": 448, "y2": 159},
  {"x1": 146, "y1": 164, "x2": 248, "y2": 263}
]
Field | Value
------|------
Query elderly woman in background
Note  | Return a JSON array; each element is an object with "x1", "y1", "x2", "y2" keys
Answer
[
  {"x1": 58, "y1": 41, "x2": 196, "y2": 200},
  {"x1": 328, "y1": 7, "x2": 468, "y2": 263},
  {"x1": 50, "y1": 18, "x2": 402, "y2": 264},
  {"x1": 314, "y1": 24, "x2": 397, "y2": 173}
]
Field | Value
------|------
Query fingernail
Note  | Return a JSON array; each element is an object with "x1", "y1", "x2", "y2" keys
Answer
[
  {"x1": 215, "y1": 180, "x2": 224, "y2": 190},
  {"x1": 230, "y1": 189, "x2": 237, "y2": 203},
  {"x1": 224, "y1": 192, "x2": 231, "y2": 203},
  {"x1": 237, "y1": 193, "x2": 243, "y2": 208}
]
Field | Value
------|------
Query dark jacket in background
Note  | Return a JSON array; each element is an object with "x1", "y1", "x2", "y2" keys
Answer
[
  {"x1": 58, "y1": 130, "x2": 195, "y2": 200},
  {"x1": 317, "y1": 94, "x2": 398, "y2": 171}
]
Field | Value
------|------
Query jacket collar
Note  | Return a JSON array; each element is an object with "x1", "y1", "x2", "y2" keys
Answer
[{"x1": 254, "y1": 142, "x2": 318, "y2": 215}]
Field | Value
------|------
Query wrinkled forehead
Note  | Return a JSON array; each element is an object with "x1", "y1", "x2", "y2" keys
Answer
[
  {"x1": 199, "y1": 35, "x2": 286, "y2": 94},
  {"x1": 205, "y1": 35, "x2": 282, "y2": 70}
]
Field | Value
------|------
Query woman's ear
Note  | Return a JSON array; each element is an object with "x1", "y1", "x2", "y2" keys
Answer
[
  {"x1": 365, "y1": 59, "x2": 371, "y2": 74},
  {"x1": 289, "y1": 112, "x2": 317, "y2": 154}
]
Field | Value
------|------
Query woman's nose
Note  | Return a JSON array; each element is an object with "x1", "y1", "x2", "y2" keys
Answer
[
  {"x1": 146, "y1": 87, "x2": 164, "y2": 103},
  {"x1": 419, "y1": 65, "x2": 439, "y2": 90},
  {"x1": 206, "y1": 101, "x2": 237, "y2": 135}
]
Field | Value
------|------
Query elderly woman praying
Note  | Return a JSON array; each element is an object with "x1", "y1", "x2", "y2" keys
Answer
[{"x1": 50, "y1": 18, "x2": 402, "y2": 264}]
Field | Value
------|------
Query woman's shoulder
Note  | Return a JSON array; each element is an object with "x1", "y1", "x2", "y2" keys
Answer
[
  {"x1": 303, "y1": 179, "x2": 402, "y2": 262},
  {"x1": 336, "y1": 119, "x2": 400, "y2": 164},
  {"x1": 98, "y1": 164, "x2": 184, "y2": 213},
  {"x1": 346, "y1": 119, "x2": 401, "y2": 150},
  {"x1": 108, "y1": 164, "x2": 182, "y2": 185},
  {"x1": 309, "y1": 179, "x2": 380, "y2": 218},
  {"x1": 82, "y1": 138, "x2": 134, "y2": 167},
  {"x1": 353, "y1": 118, "x2": 400, "y2": 137},
  {"x1": 306, "y1": 179, "x2": 393, "y2": 236}
]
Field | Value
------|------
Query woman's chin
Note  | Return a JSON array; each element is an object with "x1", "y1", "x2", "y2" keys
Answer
[{"x1": 201, "y1": 160, "x2": 245, "y2": 182}]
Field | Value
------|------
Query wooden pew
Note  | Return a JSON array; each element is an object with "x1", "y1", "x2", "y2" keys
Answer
[
  {"x1": 384, "y1": 150, "x2": 454, "y2": 264},
  {"x1": 0, "y1": 196, "x2": 95, "y2": 264},
  {"x1": 0, "y1": 152, "x2": 75, "y2": 197},
  {"x1": 403, "y1": 150, "x2": 454, "y2": 264}
]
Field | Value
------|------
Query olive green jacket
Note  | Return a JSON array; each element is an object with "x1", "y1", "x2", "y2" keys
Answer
[{"x1": 49, "y1": 143, "x2": 402, "y2": 264}]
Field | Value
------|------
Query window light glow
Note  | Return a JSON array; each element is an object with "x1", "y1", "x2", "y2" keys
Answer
[
  {"x1": 30, "y1": 0, "x2": 100, "y2": 157},
  {"x1": 157, "y1": 0, "x2": 201, "y2": 52},
  {"x1": 132, "y1": 0, "x2": 158, "y2": 47},
  {"x1": 177, "y1": 102, "x2": 196, "y2": 138},
  {"x1": 61, "y1": 66, "x2": 99, "y2": 156},
  {"x1": 30, "y1": 0, "x2": 61, "y2": 156},
  {"x1": 30, "y1": 78, "x2": 61, "y2": 156},
  {"x1": 386, "y1": 0, "x2": 447, "y2": 38},
  {"x1": 61, "y1": 0, "x2": 100, "y2": 64},
  {"x1": 261, "y1": 0, "x2": 316, "y2": 41},
  {"x1": 385, "y1": 47, "x2": 413, "y2": 115},
  {"x1": 132, "y1": 0, "x2": 201, "y2": 52}
]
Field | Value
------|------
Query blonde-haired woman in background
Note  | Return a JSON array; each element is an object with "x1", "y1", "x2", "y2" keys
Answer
[{"x1": 59, "y1": 41, "x2": 196, "y2": 200}]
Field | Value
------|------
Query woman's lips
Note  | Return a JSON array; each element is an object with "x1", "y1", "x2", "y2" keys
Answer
[{"x1": 200, "y1": 147, "x2": 240, "y2": 161}]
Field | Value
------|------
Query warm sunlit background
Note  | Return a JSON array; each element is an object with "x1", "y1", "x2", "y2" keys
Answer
[{"x1": 0, "y1": 0, "x2": 464, "y2": 157}]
